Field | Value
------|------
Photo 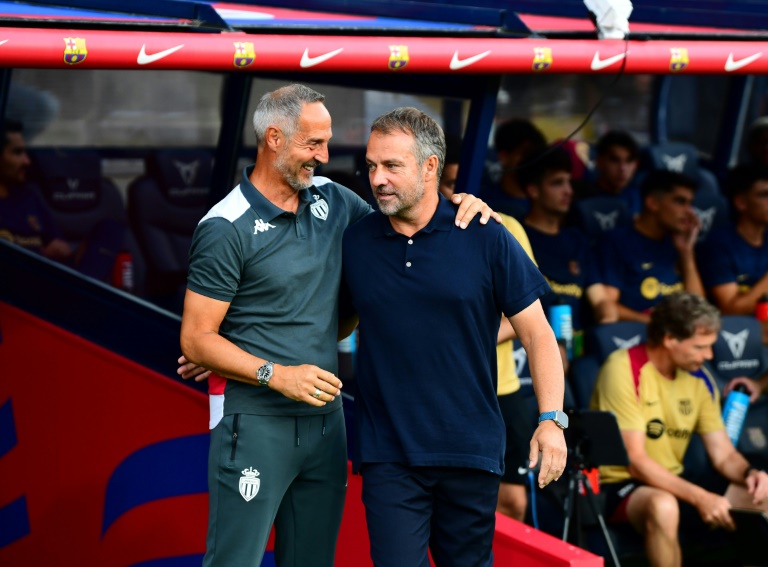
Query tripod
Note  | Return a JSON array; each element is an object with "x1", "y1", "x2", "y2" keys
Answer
[
  {"x1": 561, "y1": 410, "x2": 629, "y2": 567},
  {"x1": 561, "y1": 447, "x2": 622, "y2": 567}
]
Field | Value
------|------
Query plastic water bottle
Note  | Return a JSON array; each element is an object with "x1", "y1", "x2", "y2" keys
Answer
[
  {"x1": 722, "y1": 384, "x2": 750, "y2": 445},
  {"x1": 548, "y1": 303, "x2": 573, "y2": 360}
]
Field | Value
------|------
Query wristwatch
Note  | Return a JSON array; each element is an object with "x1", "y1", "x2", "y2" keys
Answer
[
  {"x1": 256, "y1": 361, "x2": 274, "y2": 386},
  {"x1": 539, "y1": 410, "x2": 569, "y2": 430}
]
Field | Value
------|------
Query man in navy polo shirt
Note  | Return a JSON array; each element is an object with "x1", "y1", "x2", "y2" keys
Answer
[{"x1": 340, "y1": 107, "x2": 568, "y2": 567}]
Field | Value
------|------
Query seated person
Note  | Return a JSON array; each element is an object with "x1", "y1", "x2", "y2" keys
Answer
[
  {"x1": 591, "y1": 292, "x2": 768, "y2": 567},
  {"x1": 577, "y1": 129, "x2": 641, "y2": 213},
  {"x1": 744, "y1": 116, "x2": 768, "y2": 168},
  {"x1": 0, "y1": 119, "x2": 69, "y2": 259},
  {"x1": 0, "y1": 119, "x2": 123, "y2": 283},
  {"x1": 697, "y1": 164, "x2": 768, "y2": 322},
  {"x1": 520, "y1": 145, "x2": 616, "y2": 357},
  {"x1": 598, "y1": 169, "x2": 704, "y2": 323},
  {"x1": 479, "y1": 119, "x2": 547, "y2": 219},
  {"x1": 437, "y1": 135, "x2": 461, "y2": 199}
]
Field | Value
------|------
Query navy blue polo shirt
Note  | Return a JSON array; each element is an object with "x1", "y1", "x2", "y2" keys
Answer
[
  {"x1": 598, "y1": 225, "x2": 684, "y2": 313},
  {"x1": 524, "y1": 224, "x2": 600, "y2": 332},
  {"x1": 697, "y1": 225, "x2": 768, "y2": 291},
  {"x1": 340, "y1": 195, "x2": 550, "y2": 474}
]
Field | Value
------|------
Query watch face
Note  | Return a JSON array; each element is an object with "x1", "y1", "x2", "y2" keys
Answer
[
  {"x1": 555, "y1": 410, "x2": 569, "y2": 429},
  {"x1": 257, "y1": 362, "x2": 273, "y2": 384}
]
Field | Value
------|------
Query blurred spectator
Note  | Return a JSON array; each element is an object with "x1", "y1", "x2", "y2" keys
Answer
[
  {"x1": 520, "y1": 146, "x2": 616, "y2": 358},
  {"x1": 579, "y1": 130, "x2": 641, "y2": 211},
  {"x1": 745, "y1": 116, "x2": 768, "y2": 167},
  {"x1": 438, "y1": 135, "x2": 461, "y2": 198},
  {"x1": 698, "y1": 164, "x2": 768, "y2": 316},
  {"x1": 480, "y1": 119, "x2": 547, "y2": 219},
  {"x1": 0, "y1": 120, "x2": 123, "y2": 283},
  {"x1": 598, "y1": 170, "x2": 704, "y2": 323}
]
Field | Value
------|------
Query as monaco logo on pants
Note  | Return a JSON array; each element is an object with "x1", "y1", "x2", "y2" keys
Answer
[{"x1": 239, "y1": 467, "x2": 261, "y2": 502}]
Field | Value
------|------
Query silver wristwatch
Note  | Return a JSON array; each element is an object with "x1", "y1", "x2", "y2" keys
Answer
[
  {"x1": 538, "y1": 410, "x2": 569, "y2": 430},
  {"x1": 256, "y1": 361, "x2": 274, "y2": 386}
]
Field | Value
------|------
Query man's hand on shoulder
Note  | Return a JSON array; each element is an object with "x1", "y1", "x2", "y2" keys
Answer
[
  {"x1": 451, "y1": 193, "x2": 501, "y2": 228},
  {"x1": 269, "y1": 363, "x2": 343, "y2": 407}
]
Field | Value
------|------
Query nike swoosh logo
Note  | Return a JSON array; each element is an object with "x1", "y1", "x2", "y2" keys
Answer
[
  {"x1": 300, "y1": 48, "x2": 343, "y2": 68},
  {"x1": 725, "y1": 52, "x2": 762, "y2": 72},
  {"x1": 449, "y1": 50, "x2": 491, "y2": 70},
  {"x1": 590, "y1": 51, "x2": 628, "y2": 71},
  {"x1": 137, "y1": 44, "x2": 185, "y2": 65}
]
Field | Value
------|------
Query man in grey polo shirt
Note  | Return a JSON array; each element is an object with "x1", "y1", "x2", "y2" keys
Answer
[{"x1": 180, "y1": 84, "x2": 496, "y2": 567}]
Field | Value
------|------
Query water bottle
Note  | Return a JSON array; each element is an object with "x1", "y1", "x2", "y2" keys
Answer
[
  {"x1": 722, "y1": 384, "x2": 750, "y2": 445},
  {"x1": 548, "y1": 303, "x2": 573, "y2": 360}
]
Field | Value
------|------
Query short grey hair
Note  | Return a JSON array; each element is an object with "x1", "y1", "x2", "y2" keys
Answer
[
  {"x1": 252, "y1": 84, "x2": 326, "y2": 147},
  {"x1": 370, "y1": 107, "x2": 446, "y2": 181},
  {"x1": 646, "y1": 292, "x2": 721, "y2": 346}
]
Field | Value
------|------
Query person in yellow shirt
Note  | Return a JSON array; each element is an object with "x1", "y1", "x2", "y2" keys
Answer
[{"x1": 591, "y1": 292, "x2": 768, "y2": 567}]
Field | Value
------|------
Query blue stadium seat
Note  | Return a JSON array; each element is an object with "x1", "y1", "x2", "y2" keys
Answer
[
  {"x1": 710, "y1": 315, "x2": 766, "y2": 391},
  {"x1": 127, "y1": 149, "x2": 213, "y2": 312},
  {"x1": 512, "y1": 339, "x2": 576, "y2": 410},
  {"x1": 28, "y1": 149, "x2": 144, "y2": 292},
  {"x1": 572, "y1": 195, "x2": 632, "y2": 241},
  {"x1": 569, "y1": 322, "x2": 647, "y2": 409}
]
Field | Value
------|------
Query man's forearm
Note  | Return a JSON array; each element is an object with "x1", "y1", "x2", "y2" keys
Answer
[
  {"x1": 628, "y1": 453, "x2": 709, "y2": 506},
  {"x1": 181, "y1": 331, "x2": 263, "y2": 386}
]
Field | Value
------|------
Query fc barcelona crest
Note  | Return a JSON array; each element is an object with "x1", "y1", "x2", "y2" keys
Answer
[
  {"x1": 63, "y1": 37, "x2": 87, "y2": 65},
  {"x1": 532, "y1": 47, "x2": 552, "y2": 72},
  {"x1": 234, "y1": 42, "x2": 255, "y2": 68},
  {"x1": 239, "y1": 467, "x2": 260, "y2": 502},
  {"x1": 679, "y1": 399, "x2": 693, "y2": 416},
  {"x1": 311, "y1": 195, "x2": 329, "y2": 220},
  {"x1": 388, "y1": 45, "x2": 409, "y2": 70},
  {"x1": 669, "y1": 48, "x2": 689, "y2": 72}
]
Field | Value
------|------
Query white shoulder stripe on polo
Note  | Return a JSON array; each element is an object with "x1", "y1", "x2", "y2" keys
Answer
[
  {"x1": 313, "y1": 176, "x2": 333, "y2": 188},
  {"x1": 198, "y1": 185, "x2": 250, "y2": 224}
]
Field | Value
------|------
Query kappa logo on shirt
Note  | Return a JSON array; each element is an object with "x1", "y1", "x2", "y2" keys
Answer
[{"x1": 253, "y1": 219, "x2": 276, "y2": 234}]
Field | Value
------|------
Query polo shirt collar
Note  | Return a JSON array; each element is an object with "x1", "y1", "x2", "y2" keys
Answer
[
  {"x1": 238, "y1": 164, "x2": 314, "y2": 221},
  {"x1": 376, "y1": 193, "x2": 455, "y2": 237}
]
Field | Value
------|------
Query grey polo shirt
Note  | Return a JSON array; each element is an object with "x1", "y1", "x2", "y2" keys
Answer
[{"x1": 187, "y1": 165, "x2": 371, "y2": 417}]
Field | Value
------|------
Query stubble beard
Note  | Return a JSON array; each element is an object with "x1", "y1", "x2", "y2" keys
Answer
[
  {"x1": 275, "y1": 150, "x2": 315, "y2": 191},
  {"x1": 375, "y1": 178, "x2": 424, "y2": 218}
]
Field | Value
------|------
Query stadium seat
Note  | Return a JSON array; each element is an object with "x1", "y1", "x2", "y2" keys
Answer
[
  {"x1": 710, "y1": 315, "x2": 766, "y2": 392},
  {"x1": 28, "y1": 149, "x2": 144, "y2": 293},
  {"x1": 513, "y1": 340, "x2": 576, "y2": 410},
  {"x1": 569, "y1": 322, "x2": 647, "y2": 409},
  {"x1": 127, "y1": 149, "x2": 213, "y2": 312},
  {"x1": 572, "y1": 195, "x2": 632, "y2": 241}
]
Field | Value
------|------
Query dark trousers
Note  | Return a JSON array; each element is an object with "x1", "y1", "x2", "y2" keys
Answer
[{"x1": 361, "y1": 463, "x2": 500, "y2": 567}]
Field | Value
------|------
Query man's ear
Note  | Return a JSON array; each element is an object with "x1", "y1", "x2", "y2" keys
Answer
[
  {"x1": 424, "y1": 155, "x2": 439, "y2": 182},
  {"x1": 265, "y1": 126, "x2": 282, "y2": 151}
]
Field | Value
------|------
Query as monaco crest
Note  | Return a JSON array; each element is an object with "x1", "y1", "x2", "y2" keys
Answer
[
  {"x1": 63, "y1": 37, "x2": 87, "y2": 65},
  {"x1": 239, "y1": 467, "x2": 260, "y2": 502},
  {"x1": 311, "y1": 195, "x2": 329, "y2": 220}
]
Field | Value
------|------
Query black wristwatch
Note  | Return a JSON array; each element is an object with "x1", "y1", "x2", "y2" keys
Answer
[{"x1": 256, "y1": 361, "x2": 274, "y2": 386}]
